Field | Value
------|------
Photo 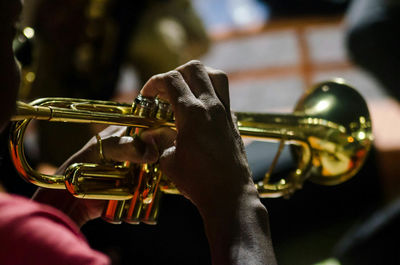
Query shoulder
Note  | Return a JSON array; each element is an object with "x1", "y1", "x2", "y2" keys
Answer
[
  {"x1": 0, "y1": 192, "x2": 79, "y2": 235},
  {"x1": 0, "y1": 193, "x2": 109, "y2": 265}
]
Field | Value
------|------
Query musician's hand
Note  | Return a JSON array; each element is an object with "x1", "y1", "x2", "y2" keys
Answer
[
  {"x1": 140, "y1": 60, "x2": 276, "y2": 265},
  {"x1": 33, "y1": 126, "x2": 161, "y2": 227},
  {"x1": 140, "y1": 60, "x2": 256, "y2": 215}
]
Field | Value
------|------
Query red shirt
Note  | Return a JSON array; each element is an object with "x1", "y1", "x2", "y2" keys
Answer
[{"x1": 0, "y1": 193, "x2": 110, "y2": 265}]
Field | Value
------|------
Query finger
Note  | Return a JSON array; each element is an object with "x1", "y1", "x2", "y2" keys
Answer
[
  {"x1": 176, "y1": 60, "x2": 215, "y2": 99},
  {"x1": 140, "y1": 70, "x2": 196, "y2": 108},
  {"x1": 140, "y1": 127, "x2": 177, "y2": 155},
  {"x1": 206, "y1": 66, "x2": 231, "y2": 110},
  {"x1": 206, "y1": 66, "x2": 236, "y2": 127},
  {"x1": 101, "y1": 135, "x2": 158, "y2": 164},
  {"x1": 140, "y1": 128, "x2": 177, "y2": 178},
  {"x1": 101, "y1": 127, "x2": 177, "y2": 164}
]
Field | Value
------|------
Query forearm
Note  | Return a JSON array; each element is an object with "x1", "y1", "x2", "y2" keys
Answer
[
  {"x1": 138, "y1": 61, "x2": 278, "y2": 264},
  {"x1": 200, "y1": 185, "x2": 277, "y2": 265}
]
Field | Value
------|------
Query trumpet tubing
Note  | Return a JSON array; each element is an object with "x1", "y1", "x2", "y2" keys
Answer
[{"x1": 9, "y1": 79, "x2": 373, "y2": 224}]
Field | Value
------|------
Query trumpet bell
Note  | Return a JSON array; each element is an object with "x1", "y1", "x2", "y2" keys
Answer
[{"x1": 294, "y1": 78, "x2": 372, "y2": 185}]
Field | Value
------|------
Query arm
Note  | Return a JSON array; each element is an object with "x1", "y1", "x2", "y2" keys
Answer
[
  {"x1": 139, "y1": 60, "x2": 277, "y2": 265},
  {"x1": 201, "y1": 186, "x2": 276, "y2": 265},
  {"x1": 33, "y1": 60, "x2": 277, "y2": 264}
]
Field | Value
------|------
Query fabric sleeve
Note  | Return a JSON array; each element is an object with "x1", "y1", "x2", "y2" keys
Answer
[{"x1": 0, "y1": 194, "x2": 110, "y2": 265}]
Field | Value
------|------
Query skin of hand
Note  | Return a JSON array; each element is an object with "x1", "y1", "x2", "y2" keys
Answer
[
  {"x1": 140, "y1": 62, "x2": 252, "y2": 211},
  {"x1": 139, "y1": 60, "x2": 277, "y2": 265}
]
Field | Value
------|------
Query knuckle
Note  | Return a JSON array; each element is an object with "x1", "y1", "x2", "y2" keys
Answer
[
  {"x1": 158, "y1": 70, "x2": 181, "y2": 83},
  {"x1": 211, "y1": 70, "x2": 229, "y2": 86},
  {"x1": 180, "y1": 99, "x2": 226, "y2": 120},
  {"x1": 164, "y1": 70, "x2": 184, "y2": 87},
  {"x1": 165, "y1": 70, "x2": 181, "y2": 80},
  {"x1": 179, "y1": 101, "x2": 208, "y2": 120},
  {"x1": 176, "y1": 97, "x2": 205, "y2": 116},
  {"x1": 187, "y1": 101, "x2": 207, "y2": 115},
  {"x1": 210, "y1": 69, "x2": 228, "y2": 79},
  {"x1": 147, "y1": 73, "x2": 165, "y2": 88},
  {"x1": 187, "y1": 60, "x2": 203, "y2": 67},
  {"x1": 176, "y1": 96, "x2": 191, "y2": 108},
  {"x1": 151, "y1": 71, "x2": 182, "y2": 84},
  {"x1": 149, "y1": 73, "x2": 163, "y2": 83},
  {"x1": 207, "y1": 100, "x2": 226, "y2": 117},
  {"x1": 182, "y1": 60, "x2": 204, "y2": 72}
]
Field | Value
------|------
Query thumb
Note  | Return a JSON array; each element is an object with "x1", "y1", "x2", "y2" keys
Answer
[{"x1": 140, "y1": 128, "x2": 177, "y2": 173}]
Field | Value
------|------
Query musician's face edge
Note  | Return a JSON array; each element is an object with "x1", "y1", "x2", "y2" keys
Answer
[{"x1": 0, "y1": 0, "x2": 22, "y2": 132}]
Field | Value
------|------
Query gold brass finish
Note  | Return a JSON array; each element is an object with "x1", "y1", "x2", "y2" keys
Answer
[{"x1": 9, "y1": 79, "x2": 373, "y2": 224}]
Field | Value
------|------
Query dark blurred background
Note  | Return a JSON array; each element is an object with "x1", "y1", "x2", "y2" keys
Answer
[{"x1": 3, "y1": 0, "x2": 400, "y2": 264}]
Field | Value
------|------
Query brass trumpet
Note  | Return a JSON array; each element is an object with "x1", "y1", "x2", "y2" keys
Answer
[{"x1": 9, "y1": 79, "x2": 372, "y2": 224}]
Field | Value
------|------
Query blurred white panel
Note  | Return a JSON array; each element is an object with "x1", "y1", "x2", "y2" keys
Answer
[
  {"x1": 116, "y1": 65, "x2": 141, "y2": 93},
  {"x1": 312, "y1": 68, "x2": 391, "y2": 102},
  {"x1": 191, "y1": 0, "x2": 270, "y2": 32},
  {"x1": 229, "y1": 76, "x2": 305, "y2": 112},
  {"x1": 201, "y1": 30, "x2": 300, "y2": 72},
  {"x1": 369, "y1": 98, "x2": 400, "y2": 150},
  {"x1": 306, "y1": 26, "x2": 347, "y2": 63}
]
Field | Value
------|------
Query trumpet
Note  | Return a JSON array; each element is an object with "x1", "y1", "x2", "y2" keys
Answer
[{"x1": 9, "y1": 78, "x2": 372, "y2": 224}]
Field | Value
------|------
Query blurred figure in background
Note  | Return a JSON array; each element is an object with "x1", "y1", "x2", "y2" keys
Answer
[
  {"x1": 17, "y1": 0, "x2": 209, "y2": 168},
  {"x1": 346, "y1": 0, "x2": 400, "y2": 100},
  {"x1": 322, "y1": 0, "x2": 400, "y2": 264}
]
